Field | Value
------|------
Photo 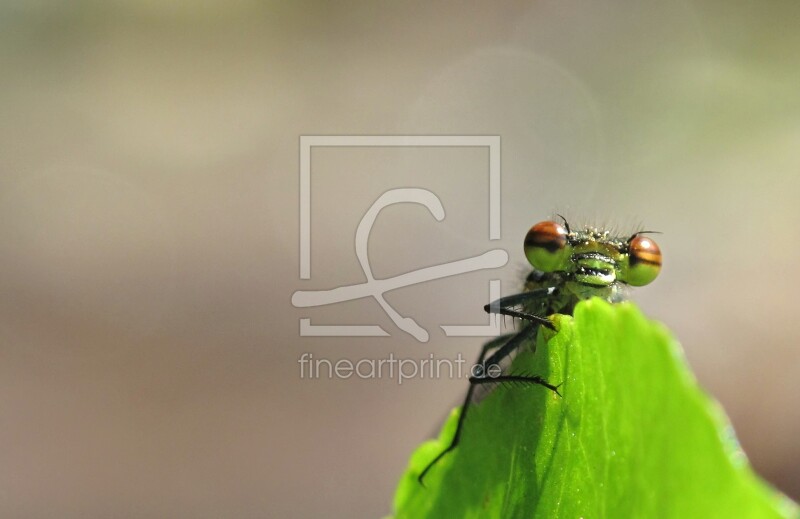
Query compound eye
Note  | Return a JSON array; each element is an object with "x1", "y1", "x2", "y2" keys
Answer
[
  {"x1": 524, "y1": 221, "x2": 570, "y2": 272},
  {"x1": 627, "y1": 235, "x2": 662, "y2": 286}
]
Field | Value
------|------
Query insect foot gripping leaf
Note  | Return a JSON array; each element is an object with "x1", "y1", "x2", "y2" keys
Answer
[{"x1": 391, "y1": 299, "x2": 798, "y2": 519}]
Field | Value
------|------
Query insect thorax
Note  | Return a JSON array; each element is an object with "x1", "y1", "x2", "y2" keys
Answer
[{"x1": 524, "y1": 270, "x2": 627, "y2": 317}]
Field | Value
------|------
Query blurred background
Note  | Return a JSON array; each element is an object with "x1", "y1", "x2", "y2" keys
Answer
[{"x1": 1, "y1": 1, "x2": 799, "y2": 517}]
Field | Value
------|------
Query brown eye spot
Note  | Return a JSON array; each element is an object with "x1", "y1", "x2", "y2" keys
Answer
[
  {"x1": 524, "y1": 221, "x2": 568, "y2": 253},
  {"x1": 629, "y1": 235, "x2": 662, "y2": 267}
]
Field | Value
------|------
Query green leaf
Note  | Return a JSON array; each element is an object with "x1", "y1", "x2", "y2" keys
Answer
[{"x1": 392, "y1": 299, "x2": 798, "y2": 519}]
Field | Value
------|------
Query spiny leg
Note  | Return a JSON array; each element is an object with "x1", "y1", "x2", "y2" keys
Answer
[
  {"x1": 470, "y1": 374, "x2": 562, "y2": 396},
  {"x1": 417, "y1": 287, "x2": 560, "y2": 485},
  {"x1": 485, "y1": 287, "x2": 557, "y2": 310},
  {"x1": 484, "y1": 287, "x2": 558, "y2": 330},
  {"x1": 481, "y1": 287, "x2": 561, "y2": 393},
  {"x1": 417, "y1": 326, "x2": 537, "y2": 485},
  {"x1": 477, "y1": 289, "x2": 565, "y2": 391}
]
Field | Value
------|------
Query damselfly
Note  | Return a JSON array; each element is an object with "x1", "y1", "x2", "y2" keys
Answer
[{"x1": 418, "y1": 216, "x2": 662, "y2": 484}]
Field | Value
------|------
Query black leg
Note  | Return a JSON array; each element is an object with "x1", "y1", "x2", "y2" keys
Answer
[
  {"x1": 485, "y1": 287, "x2": 556, "y2": 311},
  {"x1": 484, "y1": 287, "x2": 557, "y2": 330},
  {"x1": 417, "y1": 287, "x2": 561, "y2": 485},
  {"x1": 470, "y1": 374, "x2": 562, "y2": 396},
  {"x1": 417, "y1": 326, "x2": 538, "y2": 485},
  {"x1": 483, "y1": 324, "x2": 538, "y2": 370}
]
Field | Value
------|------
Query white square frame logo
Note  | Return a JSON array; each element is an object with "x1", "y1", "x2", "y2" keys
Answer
[{"x1": 295, "y1": 135, "x2": 505, "y2": 342}]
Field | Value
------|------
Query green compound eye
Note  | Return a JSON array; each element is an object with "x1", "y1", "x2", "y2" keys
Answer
[
  {"x1": 524, "y1": 221, "x2": 571, "y2": 272},
  {"x1": 625, "y1": 235, "x2": 662, "y2": 286}
]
